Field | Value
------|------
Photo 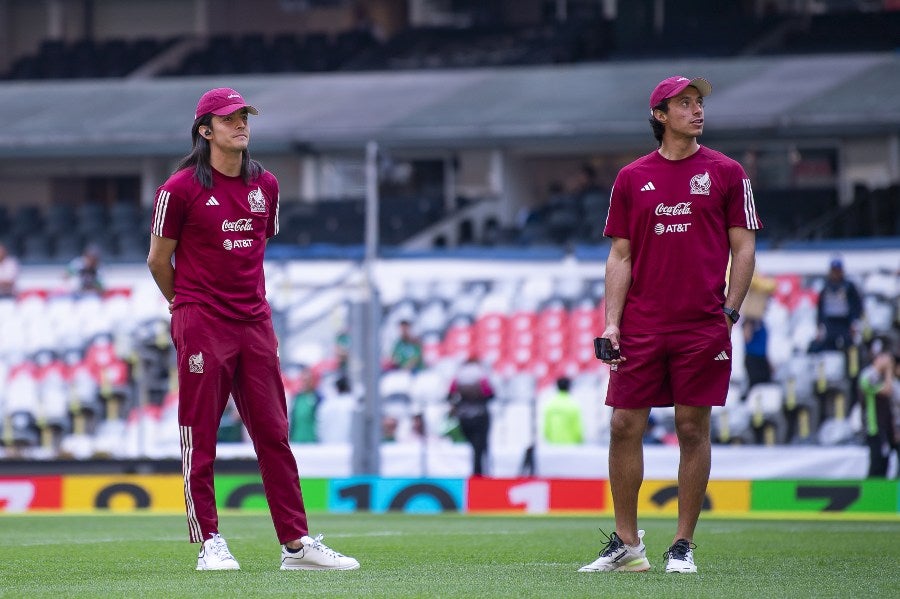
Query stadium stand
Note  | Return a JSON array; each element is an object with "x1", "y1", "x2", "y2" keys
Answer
[
  {"x1": 4, "y1": 37, "x2": 177, "y2": 80},
  {"x1": 0, "y1": 0, "x2": 898, "y2": 470},
  {"x1": 2, "y1": 254, "x2": 898, "y2": 461}
]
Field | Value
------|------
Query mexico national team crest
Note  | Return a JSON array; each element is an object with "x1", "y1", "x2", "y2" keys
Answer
[
  {"x1": 690, "y1": 171, "x2": 711, "y2": 195},
  {"x1": 189, "y1": 352, "x2": 204, "y2": 374},
  {"x1": 248, "y1": 187, "x2": 266, "y2": 213}
]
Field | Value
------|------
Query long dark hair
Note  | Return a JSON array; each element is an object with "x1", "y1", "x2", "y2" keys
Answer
[
  {"x1": 648, "y1": 100, "x2": 668, "y2": 147},
  {"x1": 173, "y1": 113, "x2": 264, "y2": 188}
]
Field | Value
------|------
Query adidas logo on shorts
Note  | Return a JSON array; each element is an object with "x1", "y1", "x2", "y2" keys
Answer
[{"x1": 714, "y1": 351, "x2": 729, "y2": 361}]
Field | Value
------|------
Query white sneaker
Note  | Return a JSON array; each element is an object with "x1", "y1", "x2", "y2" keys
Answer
[
  {"x1": 578, "y1": 529, "x2": 650, "y2": 572},
  {"x1": 664, "y1": 539, "x2": 698, "y2": 573},
  {"x1": 280, "y1": 534, "x2": 360, "y2": 571},
  {"x1": 196, "y1": 533, "x2": 240, "y2": 571}
]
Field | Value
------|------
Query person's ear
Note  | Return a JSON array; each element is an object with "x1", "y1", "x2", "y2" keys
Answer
[{"x1": 200, "y1": 127, "x2": 213, "y2": 138}]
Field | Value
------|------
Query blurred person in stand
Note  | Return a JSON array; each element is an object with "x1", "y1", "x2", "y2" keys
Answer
[
  {"x1": 742, "y1": 317, "x2": 771, "y2": 390},
  {"x1": 146, "y1": 87, "x2": 358, "y2": 572},
  {"x1": 579, "y1": 75, "x2": 761, "y2": 575},
  {"x1": 811, "y1": 257, "x2": 865, "y2": 408},
  {"x1": 742, "y1": 273, "x2": 776, "y2": 391},
  {"x1": 335, "y1": 329, "x2": 351, "y2": 380},
  {"x1": 542, "y1": 376, "x2": 584, "y2": 445},
  {"x1": 289, "y1": 367, "x2": 321, "y2": 444},
  {"x1": 447, "y1": 357, "x2": 495, "y2": 476},
  {"x1": 66, "y1": 244, "x2": 104, "y2": 294},
  {"x1": 389, "y1": 319, "x2": 423, "y2": 372},
  {"x1": 0, "y1": 242, "x2": 20, "y2": 297},
  {"x1": 812, "y1": 257, "x2": 863, "y2": 352},
  {"x1": 858, "y1": 338, "x2": 900, "y2": 478}
]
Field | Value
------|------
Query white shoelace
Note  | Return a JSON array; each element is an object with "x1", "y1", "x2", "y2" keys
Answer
[
  {"x1": 207, "y1": 534, "x2": 233, "y2": 560},
  {"x1": 307, "y1": 534, "x2": 343, "y2": 558}
]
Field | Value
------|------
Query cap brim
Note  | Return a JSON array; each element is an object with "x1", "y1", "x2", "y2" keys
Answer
[
  {"x1": 210, "y1": 103, "x2": 259, "y2": 116},
  {"x1": 688, "y1": 77, "x2": 712, "y2": 97}
]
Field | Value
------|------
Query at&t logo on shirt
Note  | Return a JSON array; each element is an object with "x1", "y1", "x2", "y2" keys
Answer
[
  {"x1": 654, "y1": 222, "x2": 692, "y2": 235},
  {"x1": 223, "y1": 239, "x2": 254, "y2": 250}
]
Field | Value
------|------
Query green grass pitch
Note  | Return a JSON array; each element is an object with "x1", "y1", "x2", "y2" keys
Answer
[{"x1": 0, "y1": 512, "x2": 897, "y2": 598}]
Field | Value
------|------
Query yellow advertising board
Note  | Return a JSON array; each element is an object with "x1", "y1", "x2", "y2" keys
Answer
[
  {"x1": 61, "y1": 475, "x2": 185, "y2": 512},
  {"x1": 603, "y1": 480, "x2": 751, "y2": 515}
]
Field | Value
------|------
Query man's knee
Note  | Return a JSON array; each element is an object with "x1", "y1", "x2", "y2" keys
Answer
[
  {"x1": 675, "y1": 409, "x2": 711, "y2": 446},
  {"x1": 610, "y1": 409, "x2": 649, "y2": 441}
]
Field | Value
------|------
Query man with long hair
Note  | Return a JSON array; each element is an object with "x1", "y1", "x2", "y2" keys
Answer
[
  {"x1": 578, "y1": 76, "x2": 761, "y2": 574},
  {"x1": 147, "y1": 87, "x2": 359, "y2": 571}
]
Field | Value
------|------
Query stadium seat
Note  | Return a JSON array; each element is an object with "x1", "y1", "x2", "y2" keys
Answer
[
  {"x1": 711, "y1": 386, "x2": 753, "y2": 444},
  {"x1": 417, "y1": 299, "x2": 449, "y2": 333},
  {"x1": 317, "y1": 395, "x2": 357, "y2": 444},
  {"x1": 504, "y1": 372, "x2": 536, "y2": 404},
  {"x1": 863, "y1": 295, "x2": 894, "y2": 334},
  {"x1": 3, "y1": 360, "x2": 41, "y2": 448},
  {"x1": 489, "y1": 401, "x2": 533, "y2": 453},
  {"x1": 863, "y1": 271, "x2": 898, "y2": 298},
  {"x1": 813, "y1": 351, "x2": 848, "y2": 392},
  {"x1": 410, "y1": 368, "x2": 450, "y2": 406},
  {"x1": 22, "y1": 234, "x2": 54, "y2": 262},
  {"x1": 746, "y1": 382, "x2": 788, "y2": 445}
]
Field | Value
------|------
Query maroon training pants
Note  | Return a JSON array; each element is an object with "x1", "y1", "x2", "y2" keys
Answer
[{"x1": 171, "y1": 302, "x2": 309, "y2": 544}]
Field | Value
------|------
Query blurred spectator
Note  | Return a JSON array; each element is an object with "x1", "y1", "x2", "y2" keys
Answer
[
  {"x1": 542, "y1": 376, "x2": 584, "y2": 444},
  {"x1": 447, "y1": 357, "x2": 495, "y2": 476},
  {"x1": 382, "y1": 413, "x2": 426, "y2": 443},
  {"x1": 316, "y1": 375, "x2": 357, "y2": 444},
  {"x1": 0, "y1": 242, "x2": 19, "y2": 297},
  {"x1": 389, "y1": 319, "x2": 423, "y2": 372},
  {"x1": 66, "y1": 244, "x2": 104, "y2": 294},
  {"x1": 858, "y1": 339, "x2": 899, "y2": 478},
  {"x1": 217, "y1": 398, "x2": 245, "y2": 443},
  {"x1": 811, "y1": 257, "x2": 862, "y2": 352},
  {"x1": 381, "y1": 415, "x2": 400, "y2": 442},
  {"x1": 743, "y1": 317, "x2": 772, "y2": 390},
  {"x1": 289, "y1": 368, "x2": 321, "y2": 443},
  {"x1": 574, "y1": 162, "x2": 606, "y2": 201},
  {"x1": 335, "y1": 329, "x2": 350, "y2": 378}
]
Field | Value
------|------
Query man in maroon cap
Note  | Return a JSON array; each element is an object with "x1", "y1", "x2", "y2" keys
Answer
[
  {"x1": 578, "y1": 76, "x2": 762, "y2": 574},
  {"x1": 147, "y1": 88, "x2": 359, "y2": 571}
]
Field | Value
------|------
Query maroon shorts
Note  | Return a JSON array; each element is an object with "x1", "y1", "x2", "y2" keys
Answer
[{"x1": 606, "y1": 321, "x2": 732, "y2": 409}]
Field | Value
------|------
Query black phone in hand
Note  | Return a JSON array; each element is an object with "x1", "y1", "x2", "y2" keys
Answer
[{"x1": 594, "y1": 337, "x2": 620, "y2": 361}]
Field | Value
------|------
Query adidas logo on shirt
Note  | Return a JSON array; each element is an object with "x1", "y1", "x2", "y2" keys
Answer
[
  {"x1": 206, "y1": 197, "x2": 219, "y2": 206},
  {"x1": 640, "y1": 182, "x2": 656, "y2": 191},
  {"x1": 714, "y1": 351, "x2": 729, "y2": 361}
]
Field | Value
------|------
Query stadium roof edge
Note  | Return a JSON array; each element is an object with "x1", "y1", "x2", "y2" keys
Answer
[{"x1": 0, "y1": 52, "x2": 897, "y2": 157}]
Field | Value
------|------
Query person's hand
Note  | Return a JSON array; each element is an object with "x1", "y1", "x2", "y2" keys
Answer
[
  {"x1": 599, "y1": 325, "x2": 625, "y2": 366},
  {"x1": 168, "y1": 296, "x2": 175, "y2": 315}
]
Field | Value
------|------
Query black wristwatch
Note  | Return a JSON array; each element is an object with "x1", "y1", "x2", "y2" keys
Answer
[{"x1": 722, "y1": 306, "x2": 740, "y2": 324}]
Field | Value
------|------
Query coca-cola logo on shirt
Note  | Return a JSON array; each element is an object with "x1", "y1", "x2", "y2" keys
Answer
[
  {"x1": 655, "y1": 202, "x2": 692, "y2": 216},
  {"x1": 222, "y1": 218, "x2": 253, "y2": 231}
]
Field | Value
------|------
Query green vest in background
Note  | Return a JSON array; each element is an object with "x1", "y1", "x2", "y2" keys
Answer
[{"x1": 542, "y1": 391, "x2": 584, "y2": 445}]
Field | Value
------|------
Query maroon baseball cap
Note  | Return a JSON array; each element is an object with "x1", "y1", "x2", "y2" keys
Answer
[
  {"x1": 649, "y1": 76, "x2": 712, "y2": 110},
  {"x1": 195, "y1": 87, "x2": 259, "y2": 120}
]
